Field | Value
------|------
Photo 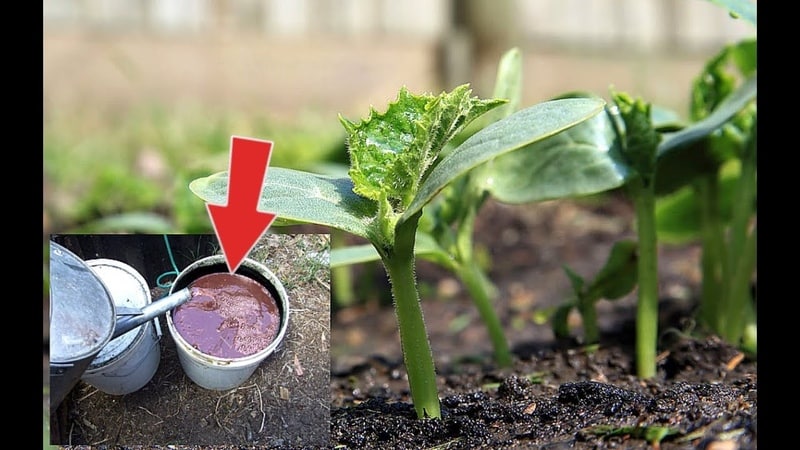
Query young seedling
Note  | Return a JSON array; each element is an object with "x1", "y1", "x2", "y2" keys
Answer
[
  {"x1": 545, "y1": 0, "x2": 756, "y2": 378},
  {"x1": 330, "y1": 48, "x2": 524, "y2": 368},
  {"x1": 330, "y1": 48, "x2": 634, "y2": 369},
  {"x1": 652, "y1": 0, "x2": 756, "y2": 358},
  {"x1": 190, "y1": 84, "x2": 612, "y2": 418},
  {"x1": 610, "y1": 91, "x2": 666, "y2": 380},
  {"x1": 653, "y1": 36, "x2": 757, "y2": 355},
  {"x1": 584, "y1": 424, "x2": 680, "y2": 448},
  {"x1": 554, "y1": 239, "x2": 639, "y2": 344},
  {"x1": 579, "y1": 55, "x2": 755, "y2": 379}
]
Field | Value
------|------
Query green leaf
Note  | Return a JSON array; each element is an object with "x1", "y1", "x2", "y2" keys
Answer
[
  {"x1": 585, "y1": 240, "x2": 638, "y2": 301},
  {"x1": 563, "y1": 265, "x2": 585, "y2": 294},
  {"x1": 455, "y1": 47, "x2": 523, "y2": 142},
  {"x1": 705, "y1": 0, "x2": 756, "y2": 26},
  {"x1": 658, "y1": 74, "x2": 756, "y2": 159},
  {"x1": 330, "y1": 244, "x2": 381, "y2": 267},
  {"x1": 690, "y1": 39, "x2": 756, "y2": 122},
  {"x1": 483, "y1": 107, "x2": 629, "y2": 204},
  {"x1": 492, "y1": 48, "x2": 523, "y2": 111},
  {"x1": 726, "y1": 39, "x2": 757, "y2": 76},
  {"x1": 189, "y1": 167, "x2": 377, "y2": 239},
  {"x1": 69, "y1": 212, "x2": 175, "y2": 233},
  {"x1": 655, "y1": 74, "x2": 756, "y2": 195},
  {"x1": 655, "y1": 161, "x2": 740, "y2": 244},
  {"x1": 404, "y1": 97, "x2": 607, "y2": 223},
  {"x1": 659, "y1": 39, "x2": 755, "y2": 197},
  {"x1": 585, "y1": 424, "x2": 680, "y2": 443},
  {"x1": 340, "y1": 85, "x2": 506, "y2": 212}
]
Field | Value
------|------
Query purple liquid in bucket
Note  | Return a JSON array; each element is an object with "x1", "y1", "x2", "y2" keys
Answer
[{"x1": 172, "y1": 273, "x2": 280, "y2": 358}]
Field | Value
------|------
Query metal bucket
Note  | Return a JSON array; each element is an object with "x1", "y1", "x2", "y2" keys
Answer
[
  {"x1": 81, "y1": 259, "x2": 162, "y2": 395},
  {"x1": 166, "y1": 255, "x2": 290, "y2": 390}
]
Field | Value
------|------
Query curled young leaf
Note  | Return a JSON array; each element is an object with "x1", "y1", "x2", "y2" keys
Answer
[
  {"x1": 340, "y1": 85, "x2": 506, "y2": 214},
  {"x1": 612, "y1": 92, "x2": 661, "y2": 181}
]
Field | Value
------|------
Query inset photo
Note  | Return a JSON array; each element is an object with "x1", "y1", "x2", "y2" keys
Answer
[{"x1": 47, "y1": 233, "x2": 330, "y2": 447}]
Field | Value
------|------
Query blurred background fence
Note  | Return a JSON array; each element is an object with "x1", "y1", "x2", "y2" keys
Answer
[
  {"x1": 44, "y1": 0, "x2": 755, "y2": 119},
  {"x1": 44, "y1": 0, "x2": 751, "y2": 44}
]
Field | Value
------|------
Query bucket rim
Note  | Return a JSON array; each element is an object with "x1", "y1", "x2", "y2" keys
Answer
[
  {"x1": 166, "y1": 255, "x2": 290, "y2": 366},
  {"x1": 84, "y1": 258, "x2": 154, "y2": 370}
]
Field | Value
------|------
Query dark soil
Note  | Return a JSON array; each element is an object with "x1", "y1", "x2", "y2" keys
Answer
[
  {"x1": 329, "y1": 195, "x2": 757, "y2": 450},
  {"x1": 330, "y1": 323, "x2": 755, "y2": 450}
]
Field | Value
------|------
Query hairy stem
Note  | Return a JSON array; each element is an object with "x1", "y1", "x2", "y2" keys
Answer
[{"x1": 380, "y1": 212, "x2": 441, "y2": 419}]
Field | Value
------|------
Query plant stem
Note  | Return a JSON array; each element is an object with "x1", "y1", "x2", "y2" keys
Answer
[
  {"x1": 577, "y1": 293, "x2": 600, "y2": 345},
  {"x1": 453, "y1": 191, "x2": 512, "y2": 367},
  {"x1": 455, "y1": 261, "x2": 513, "y2": 367},
  {"x1": 722, "y1": 129, "x2": 757, "y2": 348},
  {"x1": 696, "y1": 176, "x2": 726, "y2": 332},
  {"x1": 331, "y1": 230, "x2": 355, "y2": 308},
  {"x1": 631, "y1": 180, "x2": 659, "y2": 379},
  {"x1": 724, "y1": 227, "x2": 755, "y2": 345},
  {"x1": 380, "y1": 212, "x2": 441, "y2": 419}
]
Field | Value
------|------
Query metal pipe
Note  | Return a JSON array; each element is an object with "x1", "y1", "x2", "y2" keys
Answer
[{"x1": 111, "y1": 287, "x2": 192, "y2": 339}]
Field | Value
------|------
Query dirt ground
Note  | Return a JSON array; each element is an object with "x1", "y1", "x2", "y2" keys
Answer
[
  {"x1": 48, "y1": 233, "x2": 331, "y2": 448},
  {"x1": 330, "y1": 333, "x2": 756, "y2": 449},
  {"x1": 329, "y1": 194, "x2": 757, "y2": 449}
]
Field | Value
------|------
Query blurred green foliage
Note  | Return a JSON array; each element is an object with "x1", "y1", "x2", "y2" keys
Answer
[{"x1": 43, "y1": 105, "x2": 346, "y2": 234}]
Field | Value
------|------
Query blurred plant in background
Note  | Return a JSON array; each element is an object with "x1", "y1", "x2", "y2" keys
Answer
[
  {"x1": 43, "y1": 106, "x2": 346, "y2": 234},
  {"x1": 550, "y1": 0, "x2": 756, "y2": 378}
]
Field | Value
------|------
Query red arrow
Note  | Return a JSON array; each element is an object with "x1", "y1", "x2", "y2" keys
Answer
[{"x1": 207, "y1": 136, "x2": 277, "y2": 273}]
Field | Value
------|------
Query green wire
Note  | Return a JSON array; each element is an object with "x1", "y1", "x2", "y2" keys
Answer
[{"x1": 156, "y1": 235, "x2": 181, "y2": 288}]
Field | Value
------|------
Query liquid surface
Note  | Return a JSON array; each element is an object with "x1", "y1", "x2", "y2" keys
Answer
[{"x1": 173, "y1": 273, "x2": 280, "y2": 358}]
